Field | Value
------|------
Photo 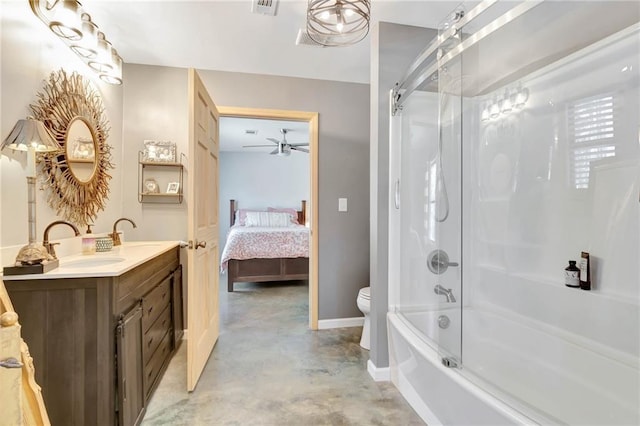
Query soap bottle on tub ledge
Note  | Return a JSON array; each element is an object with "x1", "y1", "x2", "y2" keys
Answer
[{"x1": 564, "y1": 260, "x2": 580, "y2": 288}]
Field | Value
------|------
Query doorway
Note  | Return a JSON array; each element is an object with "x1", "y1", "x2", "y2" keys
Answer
[{"x1": 217, "y1": 106, "x2": 319, "y2": 330}]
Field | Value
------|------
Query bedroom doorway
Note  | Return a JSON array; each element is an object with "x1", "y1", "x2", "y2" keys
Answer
[{"x1": 217, "y1": 106, "x2": 319, "y2": 330}]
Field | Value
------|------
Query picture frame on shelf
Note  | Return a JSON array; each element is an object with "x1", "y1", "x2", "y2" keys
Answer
[
  {"x1": 143, "y1": 140, "x2": 176, "y2": 163},
  {"x1": 143, "y1": 178, "x2": 160, "y2": 194},
  {"x1": 166, "y1": 182, "x2": 180, "y2": 194}
]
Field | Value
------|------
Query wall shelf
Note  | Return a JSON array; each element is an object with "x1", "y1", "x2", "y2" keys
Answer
[{"x1": 138, "y1": 151, "x2": 185, "y2": 204}]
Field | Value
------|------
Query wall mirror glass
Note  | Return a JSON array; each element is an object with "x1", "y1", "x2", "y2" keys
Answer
[
  {"x1": 30, "y1": 69, "x2": 113, "y2": 226},
  {"x1": 65, "y1": 117, "x2": 98, "y2": 183}
]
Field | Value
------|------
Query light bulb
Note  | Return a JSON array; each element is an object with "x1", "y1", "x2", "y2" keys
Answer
[
  {"x1": 489, "y1": 102, "x2": 500, "y2": 119},
  {"x1": 100, "y1": 49, "x2": 123, "y2": 85},
  {"x1": 70, "y1": 14, "x2": 98, "y2": 59},
  {"x1": 49, "y1": 1, "x2": 82, "y2": 41},
  {"x1": 344, "y1": 8, "x2": 354, "y2": 17},
  {"x1": 337, "y1": 22, "x2": 344, "y2": 32},
  {"x1": 88, "y1": 33, "x2": 114, "y2": 73},
  {"x1": 515, "y1": 87, "x2": 529, "y2": 108},
  {"x1": 481, "y1": 106, "x2": 489, "y2": 122},
  {"x1": 320, "y1": 11, "x2": 330, "y2": 20},
  {"x1": 501, "y1": 90, "x2": 513, "y2": 114}
]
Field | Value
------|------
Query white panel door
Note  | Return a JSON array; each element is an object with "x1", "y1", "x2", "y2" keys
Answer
[{"x1": 187, "y1": 69, "x2": 219, "y2": 391}]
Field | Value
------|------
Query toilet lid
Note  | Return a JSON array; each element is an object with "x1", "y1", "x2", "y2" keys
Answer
[{"x1": 359, "y1": 287, "x2": 370, "y2": 299}]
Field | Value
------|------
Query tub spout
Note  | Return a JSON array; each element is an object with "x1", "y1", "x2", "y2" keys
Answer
[{"x1": 434, "y1": 284, "x2": 456, "y2": 303}]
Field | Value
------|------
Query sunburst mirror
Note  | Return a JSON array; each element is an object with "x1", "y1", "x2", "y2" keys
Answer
[{"x1": 30, "y1": 69, "x2": 113, "y2": 226}]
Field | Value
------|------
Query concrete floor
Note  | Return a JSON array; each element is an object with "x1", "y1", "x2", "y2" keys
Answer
[{"x1": 142, "y1": 278, "x2": 424, "y2": 425}]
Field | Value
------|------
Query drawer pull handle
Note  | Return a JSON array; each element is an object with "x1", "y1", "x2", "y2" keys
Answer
[{"x1": 0, "y1": 357, "x2": 23, "y2": 369}]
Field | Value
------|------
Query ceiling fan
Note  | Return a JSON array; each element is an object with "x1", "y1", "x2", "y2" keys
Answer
[{"x1": 243, "y1": 129, "x2": 309, "y2": 156}]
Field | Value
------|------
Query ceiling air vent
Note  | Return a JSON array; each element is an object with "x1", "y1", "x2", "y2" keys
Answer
[
  {"x1": 252, "y1": 0, "x2": 278, "y2": 16},
  {"x1": 295, "y1": 28, "x2": 327, "y2": 48}
]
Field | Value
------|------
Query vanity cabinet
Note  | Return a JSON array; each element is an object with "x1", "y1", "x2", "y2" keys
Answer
[{"x1": 3, "y1": 246, "x2": 183, "y2": 426}]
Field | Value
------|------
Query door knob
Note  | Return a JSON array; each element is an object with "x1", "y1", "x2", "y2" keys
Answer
[{"x1": 195, "y1": 240, "x2": 207, "y2": 249}]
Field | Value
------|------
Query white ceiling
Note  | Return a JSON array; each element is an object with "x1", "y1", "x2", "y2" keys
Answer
[
  {"x1": 219, "y1": 116, "x2": 309, "y2": 152},
  {"x1": 80, "y1": 1, "x2": 462, "y2": 152},
  {"x1": 83, "y1": 0, "x2": 460, "y2": 85}
]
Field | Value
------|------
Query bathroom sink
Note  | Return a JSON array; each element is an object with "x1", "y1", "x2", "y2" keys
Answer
[{"x1": 63, "y1": 257, "x2": 126, "y2": 268}]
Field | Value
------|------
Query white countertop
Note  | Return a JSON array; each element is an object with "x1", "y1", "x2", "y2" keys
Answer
[{"x1": 2, "y1": 241, "x2": 180, "y2": 280}]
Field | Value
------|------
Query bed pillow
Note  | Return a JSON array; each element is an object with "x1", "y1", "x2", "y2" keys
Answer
[
  {"x1": 235, "y1": 209, "x2": 265, "y2": 226},
  {"x1": 268, "y1": 207, "x2": 299, "y2": 224},
  {"x1": 244, "y1": 211, "x2": 294, "y2": 227}
]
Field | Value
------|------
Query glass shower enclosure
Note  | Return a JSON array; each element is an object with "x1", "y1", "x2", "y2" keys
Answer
[{"x1": 389, "y1": 1, "x2": 639, "y2": 424}]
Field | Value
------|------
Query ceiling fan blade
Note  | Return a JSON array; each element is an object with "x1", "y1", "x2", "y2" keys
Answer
[
  {"x1": 243, "y1": 144, "x2": 274, "y2": 148},
  {"x1": 269, "y1": 148, "x2": 279, "y2": 155},
  {"x1": 266, "y1": 138, "x2": 280, "y2": 144},
  {"x1": 289, "y1": 143, "x2": 309, "y2": 147},
  {"x1": 291, "y1": 146, "x2": 309, "y2": 153}
]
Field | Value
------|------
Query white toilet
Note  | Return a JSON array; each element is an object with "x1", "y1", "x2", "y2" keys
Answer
[{"x1": 357, "y1": 286, "x2": 371, "y2": 350}]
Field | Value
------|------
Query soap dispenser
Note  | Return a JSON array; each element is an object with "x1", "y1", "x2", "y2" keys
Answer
[{"x1": 564, "y1": 260, "x2": 580, "y2": 288}]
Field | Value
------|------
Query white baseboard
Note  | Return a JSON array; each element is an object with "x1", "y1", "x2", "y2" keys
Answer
[
  {"x1": 368, "y1": 359, "x2": 390, "y2": 382},
  {"x1": 317, "y1": 317, "x2": 364, "y2": 330}
]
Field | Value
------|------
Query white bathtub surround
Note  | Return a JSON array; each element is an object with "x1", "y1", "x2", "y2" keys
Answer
[
  {"x1": 389, "y1": 313, "x2": 535, "y2": 425},
  {"x1": 317, "y1": 317, "x2": 364, "y2": 330},
  {"x1": 387, "y1": 7, "x2": 639, "y2": 426},
  {"x1": 391, "y1": 308, "x2": 639, "y2": 425}
]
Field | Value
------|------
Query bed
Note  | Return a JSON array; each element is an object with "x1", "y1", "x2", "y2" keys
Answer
[{"x1": 221, "y1": 199, "x2": 310, "y2": 291}]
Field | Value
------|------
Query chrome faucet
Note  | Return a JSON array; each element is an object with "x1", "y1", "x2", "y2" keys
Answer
[
  {"x1": 43, "y1": 220, "x2": 80, "y2": 259},
  {"x1": 110, "y1": 218, "x2": 137, "y2": 246},
  {"x1": 434, "y1": 284, "x2": 456, "y2": 303}
]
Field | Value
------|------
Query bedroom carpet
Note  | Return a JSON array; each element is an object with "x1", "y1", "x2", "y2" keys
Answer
[{"x1": 142, "y1": 278, "x2": 424, "y2": 426}]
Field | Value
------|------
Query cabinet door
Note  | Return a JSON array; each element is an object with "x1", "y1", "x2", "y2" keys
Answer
[
  {"x1": 117, "y1": 305, "x2": 145, "y2": 426},
  {"x1": 171, "y1": 265, "x2": 184, "y2": 346}
]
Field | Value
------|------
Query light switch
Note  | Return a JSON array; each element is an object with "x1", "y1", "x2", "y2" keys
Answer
[{"x1": 338, "y1": 198, "x2": 348, "y2": 212}]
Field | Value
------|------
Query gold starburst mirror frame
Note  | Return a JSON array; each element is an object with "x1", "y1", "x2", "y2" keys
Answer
[{"x1": 30, "y1": 69, "x2": 113, "y2": 226}]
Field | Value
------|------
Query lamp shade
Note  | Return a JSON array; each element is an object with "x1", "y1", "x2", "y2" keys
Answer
[{"x1": 1, "y1": 118, "x2": 61, "y2": 153}]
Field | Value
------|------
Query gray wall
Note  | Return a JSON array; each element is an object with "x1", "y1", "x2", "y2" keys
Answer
[
  {"x1": 198, "y1": 69, "x2": 370, "y2": 320},
  {"x1": 121, "y1": 65, "x2": 189, "y2": 243},
  {"x1": 369, "y1": 23, "x2": 437, "y2": 368},
  {"x1": 122, "y1": 65, "x2": 370, "y2": 321}
]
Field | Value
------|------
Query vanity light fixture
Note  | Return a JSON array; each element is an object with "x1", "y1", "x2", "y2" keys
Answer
[
  {"x1": 1, "y1": 118, "x2": 62, "y2": 271},
  {"x1": 307, "y1": 0, "x2": 370, "y2": 47},
  {"x1": 481, "y1": 84, "x2": 530, "y2": 123},
  {"x1": 29, "y1": 0, "x2": 123, "y2": 85}
]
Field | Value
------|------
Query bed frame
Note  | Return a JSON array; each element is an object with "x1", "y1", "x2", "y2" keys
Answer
[{"x1": 227, "y1": 199, "x2": 309, "y2": 291}]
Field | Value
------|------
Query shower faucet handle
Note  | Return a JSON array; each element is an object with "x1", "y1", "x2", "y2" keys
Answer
[{"x1": 427, "y1": 249, "x2": 459, "y2": 275}]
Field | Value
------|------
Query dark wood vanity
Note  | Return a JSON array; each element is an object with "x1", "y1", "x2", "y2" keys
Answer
[{"x1": 3, "y1": 245, "x2": 183, "y2": 426}]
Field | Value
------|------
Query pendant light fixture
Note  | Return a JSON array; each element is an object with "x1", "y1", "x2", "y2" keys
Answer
[
  {"x1": 307, "y1": 0, "x2": 370, "y2": 47},
  {"x1": 29, "y1": 0, "x2": 123, "y2": 85}
]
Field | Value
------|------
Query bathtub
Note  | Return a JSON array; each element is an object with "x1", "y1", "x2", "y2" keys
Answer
[{"x1": 388, "y1": 307, "x2": 640, "y2": 425}]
